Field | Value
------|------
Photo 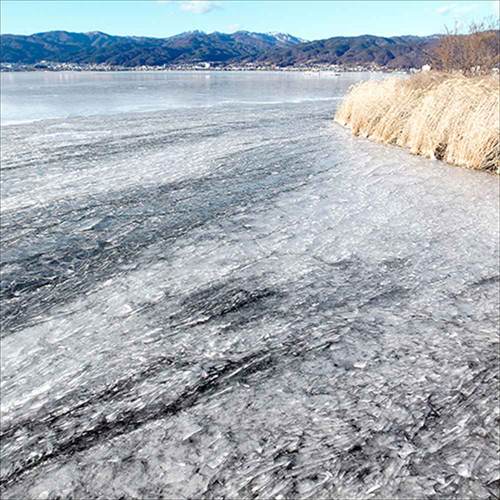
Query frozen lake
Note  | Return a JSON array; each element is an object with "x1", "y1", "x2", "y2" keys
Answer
[
  {"x1": 1, "y1": 71, "x2": 499, "y2": 499},
  {"x1": 1, "y1": 70, "x2": 374, "y2": 125}
]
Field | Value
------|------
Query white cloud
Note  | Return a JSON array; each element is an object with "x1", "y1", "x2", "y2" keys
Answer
[
  {"x1": 436, "y1": 3, "x2": 477, "y2": 16},
  {"x1": 179, "y1": 1, "x2": 218, "y2": 14},
  {"x1": 227, "y1": 23, "x2": 241, "y2": 32},
  {"x1": 436, "y1": 5, "x2": 452, "y2": 15}
]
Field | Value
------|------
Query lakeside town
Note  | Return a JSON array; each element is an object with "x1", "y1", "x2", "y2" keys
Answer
[{"x1": 0, "y1": 60, "x2": 402, "y2": 73}]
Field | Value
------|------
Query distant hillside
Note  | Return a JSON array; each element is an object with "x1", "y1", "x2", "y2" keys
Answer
[
  {"x1": 0, "y1": 30, "x2": 437, "y2": 68},
  {"x1": 0, "y1": 30, "x2": 304, "y2": 66},
  {"x1": 254, "y1": 35, "x2": 438, "y2": 69}
]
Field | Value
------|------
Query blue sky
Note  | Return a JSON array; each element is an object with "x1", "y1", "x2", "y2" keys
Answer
[{"x1": 1, "y1": 1, "x2": 498, "y2": 40}]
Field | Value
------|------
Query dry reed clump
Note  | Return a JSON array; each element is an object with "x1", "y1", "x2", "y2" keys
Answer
[{"x1": 335, "y1": 73, "x2": 500, "y2": 173}]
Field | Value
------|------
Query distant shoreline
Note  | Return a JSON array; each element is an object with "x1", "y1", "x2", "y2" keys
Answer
[{"x1": 0, "y1": 63, "x2": 403, "y2": 74}]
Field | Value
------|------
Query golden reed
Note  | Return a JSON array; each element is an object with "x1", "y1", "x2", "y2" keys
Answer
[{"x1": 335, "y1": 73, "x2": 499, "y2": 173}]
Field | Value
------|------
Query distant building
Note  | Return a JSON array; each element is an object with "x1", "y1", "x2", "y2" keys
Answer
[{"x1": 421, "y1": 64, "x2": 431, "y2": 72}]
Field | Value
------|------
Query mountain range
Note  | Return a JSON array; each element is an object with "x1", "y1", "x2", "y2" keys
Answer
[{"x1": 0, "y1": 30, "x2": 437, "y2": 68}]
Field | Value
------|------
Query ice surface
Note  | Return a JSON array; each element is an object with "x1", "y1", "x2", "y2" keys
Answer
[{"x1": 0, "y1": 72, "x2": 499, "y2": 499}]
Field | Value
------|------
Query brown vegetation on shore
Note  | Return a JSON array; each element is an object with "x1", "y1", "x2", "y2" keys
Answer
[
  {"x1": 335, "y1": 20, "x2": 499, "y2": 173},
  {"x1": 335, "y1": 72, "x2": 499, "y2": 173}
]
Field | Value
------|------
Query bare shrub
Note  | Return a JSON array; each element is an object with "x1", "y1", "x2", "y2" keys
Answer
[{"x1": 432, "y1": 19, "x2": 500, "y2": 74}]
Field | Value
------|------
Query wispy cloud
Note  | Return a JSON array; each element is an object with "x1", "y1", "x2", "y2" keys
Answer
[
  {"x1": 179, "y1": 1, "x2": 219, "y2": 14},
  {"x1": 227, "y1": 23, "x2": 241, "y2": 32},
  {"x1": 155, "y1": 0, "x2": 220, "y2": 15},
  {"x1": 436, "y1": 5, "x2": 452, "y2": 15},
  {"x1": 436, "y1": 3, "x2": 477, "y2": 16}
]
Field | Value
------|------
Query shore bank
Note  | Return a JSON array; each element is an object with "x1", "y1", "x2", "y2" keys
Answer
[{"x1": 335, "y1": 73, "x2": 499, "y2": 173}]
